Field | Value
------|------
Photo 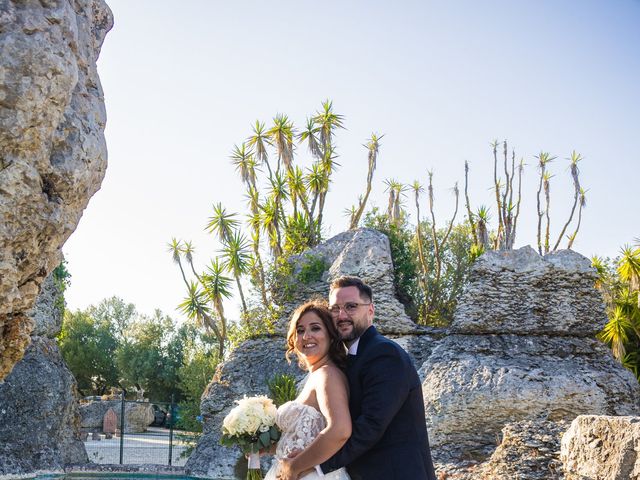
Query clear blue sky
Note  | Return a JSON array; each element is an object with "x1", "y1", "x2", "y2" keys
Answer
[{"x1": 63, "y1": 0, "x2": 640, "y2": 320}]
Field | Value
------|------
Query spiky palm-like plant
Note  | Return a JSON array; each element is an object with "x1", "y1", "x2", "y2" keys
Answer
[
  {"x1": 350, "y1": 133, "x2": 383, "y2": 229},
  {"x1": 247, "y1": 120, "x2": 273, "y2": 181},
  {"x1": 599, "y1": 306, "x2": 633, "y2": 361},
  {"x1": 535, "y1": 151, "x2": 555, "y2": 254},
  {"x1": 298, "y1": 116, "x2": 322, "y2": 160},
  {"x1": 619, "y1": 245, "x2": 640, "y2": 307},
  {"x1": 260, "y1": 197, "x2": 283, "y2": 258},
  {"x1": 312, "y1": 99, "x2": 345, "y2": 153},
  {"x1": 206, "y1": 203, "x2": 239, "y2": 244},
  {"x1": 267, "y1": 114, "x2": 295, "y2": 174},
  {"x1": 541, "y1": 171, "x2": 554, "y2": 254},
  {"x1": 476, "y1": 206, "x2": 491, "y2": 249},
  {"x1": 411, "y1": 180, "x2": 429, "y2": 294},
  {"x1": 221, "y1": 232, "x2": 251, "y2": 316},
  {"x1": 567, "y1": 188, "x2": 587, "y2": 249},
  {"x1": 203, "y1": 258, "x2": 233, "y2": 340},
  {"x1": 553, "y1": 151, "x2": 582, "y2": 251}
]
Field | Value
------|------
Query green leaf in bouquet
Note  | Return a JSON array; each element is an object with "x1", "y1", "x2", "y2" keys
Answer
[
  {"x1": 259, "y1": 431, "x2": 271, "y2": 448},
  {"x1": 269, "y1": 425, "x2": 280, "y2": 441}
]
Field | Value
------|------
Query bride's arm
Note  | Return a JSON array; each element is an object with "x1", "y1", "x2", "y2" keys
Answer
[{"x1": 283, "y1": 366, "x2": 351, "y2": 477}]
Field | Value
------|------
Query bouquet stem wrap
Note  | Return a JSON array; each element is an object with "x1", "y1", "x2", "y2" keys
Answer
[{"x1": 247, "y1": 452, "x2": 262, "y2": 479}]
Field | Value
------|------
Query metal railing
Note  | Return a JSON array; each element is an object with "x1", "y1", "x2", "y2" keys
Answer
[{"x1": 83, "y1": 393, "x2": 195, "y2": 466}]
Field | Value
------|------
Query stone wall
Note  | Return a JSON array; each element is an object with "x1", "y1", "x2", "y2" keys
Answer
[{"x1": 0, "y1": 0, "x2": 113, "y2": 381}]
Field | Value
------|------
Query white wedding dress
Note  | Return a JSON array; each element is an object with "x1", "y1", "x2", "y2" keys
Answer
[{"x1": 264, "y1": 401, "x2": 350, "y2": 480}]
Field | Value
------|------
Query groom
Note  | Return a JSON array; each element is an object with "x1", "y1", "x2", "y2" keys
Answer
[{"x1": 285, "y1": 276, "x2": 437, "y2": 480}]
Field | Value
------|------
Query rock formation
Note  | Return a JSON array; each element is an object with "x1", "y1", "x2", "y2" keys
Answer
[
  {"x1": 79, "y1": 399, "x2": 155, "y2": 433},
  {"x1": 185, "y1": 338, "x2": 305, "y2": 479},
  {"x1": 475, "y1": 419, "x2": 568, "y2": 480},
  {"x1": 0, "y1": 0, "x2": 113, "y2": 381},
  {"x1": 0, "y1": 273, "x2": 88, "y2": 475},
  {"x1": 186, "y1": 229, "x2": 438, "y2": 478},
  {"x1": 273, "y1": 229, "x2": 421, "y2": 334},
  {"x1": 422, "y1": 247, "x2": 640, "y2": 472},
  {"x1": 561, "y1": 415, "x2": 640, "y2": 480}
]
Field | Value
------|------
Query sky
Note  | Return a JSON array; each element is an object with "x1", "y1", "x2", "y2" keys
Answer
[{"x1": 62, "y1": 0, "x2": 640, "y2": 321}]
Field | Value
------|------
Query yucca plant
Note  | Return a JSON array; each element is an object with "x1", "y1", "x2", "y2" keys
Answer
[{"x1": 267, "y1": 373, "x2": 298, "y2": 407}]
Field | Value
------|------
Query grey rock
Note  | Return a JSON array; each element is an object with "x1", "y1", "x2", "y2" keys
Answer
[
  {"x1": 0, "y1": 336, "x2": 88, "y2": 475},
  {"x1": 185, "y1": 337, "x2": 305, "y2": 479},
  {"x1": 79, "y1": 400, "x2": 154, "y2": 433},
  {"x1": 424, "y1": 246, "x2": 640, "y2": 479},
  {"x1": 451, "y1": 246, "x2": 607, "y2": 336},
  {"x1": 391, "y1": 331, "x2": 443, "y2": 381},
  {"x1": 28, "y1": 271, "x2": 63, "y2": 338},
  {"x1": 0, "y1": 0, "x2": 113, "y2": 381},
  {"x1": 424, "y1": 334, "x2": 640, "y2": 458},
  {"x1": 561, "y1": 415, "x2": 640, "y2": 480},
  {"x1": 276, "y1": 228, "x2": 420, "y2": 335},
  {"x1": 476, "y1": 419, "x2": 568, "y2": 480}
]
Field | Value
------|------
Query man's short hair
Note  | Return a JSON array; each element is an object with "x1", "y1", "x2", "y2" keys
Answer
[{"x1": 330, "y1": 276, "x2": 373, "y2": 302}]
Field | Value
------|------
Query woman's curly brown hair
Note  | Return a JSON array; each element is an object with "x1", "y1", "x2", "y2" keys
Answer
[{"x1": 286, "y1": 299, "x2": 347, "y2": 371}]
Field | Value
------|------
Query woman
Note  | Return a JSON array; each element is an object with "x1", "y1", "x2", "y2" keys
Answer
[{"x1": 264, "y1": 300, "x2": 352, "y2": 480}]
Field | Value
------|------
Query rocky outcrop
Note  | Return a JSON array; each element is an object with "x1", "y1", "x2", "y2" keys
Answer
[
  {"x1": 424, "y1": 247, "x2": 640, "y2": 471},
  {"x1": 79, "y1": 400, "x2": 155, "y2": 433},
  {"x1": 476, "y1": 419, "x2": 568, "y2": 480},
  {"x1": 451, "y1": 246, "x2": 607, "y2": 335},
  {"x1": 561, "y1": 415, "x2": 640, "y2": 480},
  {"x1": 185, "y1": 337, "x2": 304, "y2": 479},
  {"x1": 0, "y1": 0, "x2": 113, "y2": 381},
  {"x1": 275, "y1": 228, "x2": 420, "y2": 334},
  {"x1": 0, "y1": 271, "x2": 87, "y2": 475}
]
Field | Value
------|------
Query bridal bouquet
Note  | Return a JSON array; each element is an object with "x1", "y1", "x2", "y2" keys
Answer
[{"x1": 220, "y1": 395, "x2": 281, "y2": 480}]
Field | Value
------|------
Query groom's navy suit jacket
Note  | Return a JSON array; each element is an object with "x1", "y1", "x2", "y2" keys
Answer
[{"x1": 321, "y1": 326, "x2": 436, "y2": 480}]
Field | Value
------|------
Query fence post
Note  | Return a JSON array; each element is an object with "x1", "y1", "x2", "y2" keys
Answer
[
  {"x1": 168, "y1": 393, "x2": 175, "y2": 466},
  {"x1": 119, "y1": 389, "x2": 126, "y2": 465}
]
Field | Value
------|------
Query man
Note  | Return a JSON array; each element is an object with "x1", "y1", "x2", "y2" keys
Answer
[{"x1": 284, "y1": 276, "x2": 437, "y2": 480}]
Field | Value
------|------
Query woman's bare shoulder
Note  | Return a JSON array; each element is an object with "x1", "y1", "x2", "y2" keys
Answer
[{"x1": 315, "y1": 363, "x2": 348, "y2": 384}]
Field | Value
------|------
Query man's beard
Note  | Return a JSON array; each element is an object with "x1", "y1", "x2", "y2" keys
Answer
[{"x1": 338, "y1": 320, "x2": 367, "y2": 342}]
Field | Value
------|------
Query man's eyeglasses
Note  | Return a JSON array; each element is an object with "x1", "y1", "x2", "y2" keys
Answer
[{"x1": 329, "y1": 302, "x2": 371, "y2": 316}]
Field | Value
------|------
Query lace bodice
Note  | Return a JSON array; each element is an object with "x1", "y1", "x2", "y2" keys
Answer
[
  {"x1": 274, "y1": 401, "x2": 326, "y2": 460},
  {"x1": 265, "y1": 401, "x2": 350, "y2": 480}
]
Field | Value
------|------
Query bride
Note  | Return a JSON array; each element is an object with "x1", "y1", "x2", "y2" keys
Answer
[{"x1": 264, "y1": 300, "x2": 351, "y2": 480}]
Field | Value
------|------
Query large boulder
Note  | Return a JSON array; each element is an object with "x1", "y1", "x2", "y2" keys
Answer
[
  {"x1": 561, "y1": 415, "x2": 640, "y2": 480},
  {"x1": 79, "y1": 400, "x2": 155, "y2": 433},
  {"x1": 0, "y1": 0, "x2": 113, "y2": 381},
  {"x1": 0, "y1": 335, "x2": 88, "y2": 475},
  {"x1": 185, "y1": 337, "x2": 304, "y2": 479},
  {"x1": 423, "y1": 247, "x2": 640, "y2": 471},
  {"x1": 476, "y1": 419, "x2": 568, "y2": 480},
  {"x1": 0, "y1": 269, "x2": 88, "y2": 475},
  {"x1": 274, "y1": 228, "x2": 421, "y2": 334},
  {"x1": 451, "y1": 246, "x2": 607, "y2": 336}
]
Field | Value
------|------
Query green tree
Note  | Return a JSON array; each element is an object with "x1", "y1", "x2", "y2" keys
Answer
[
  {"x1": 57, "y1": 310, "x2": 118, "y2": 395},
  {"x1": 364, "y1": 209, "x2": 474, "y2": 325},
  {"x1": 88, "y1": 296, "x2": 137, "y2": 344},
  {"x1": 116, "y1": 310, "x2": 180, "y2": 401}
]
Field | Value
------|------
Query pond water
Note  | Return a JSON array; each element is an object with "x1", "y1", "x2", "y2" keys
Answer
[{"x1": 31, "y1": 474, "x2": 212, "y2": 480}]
